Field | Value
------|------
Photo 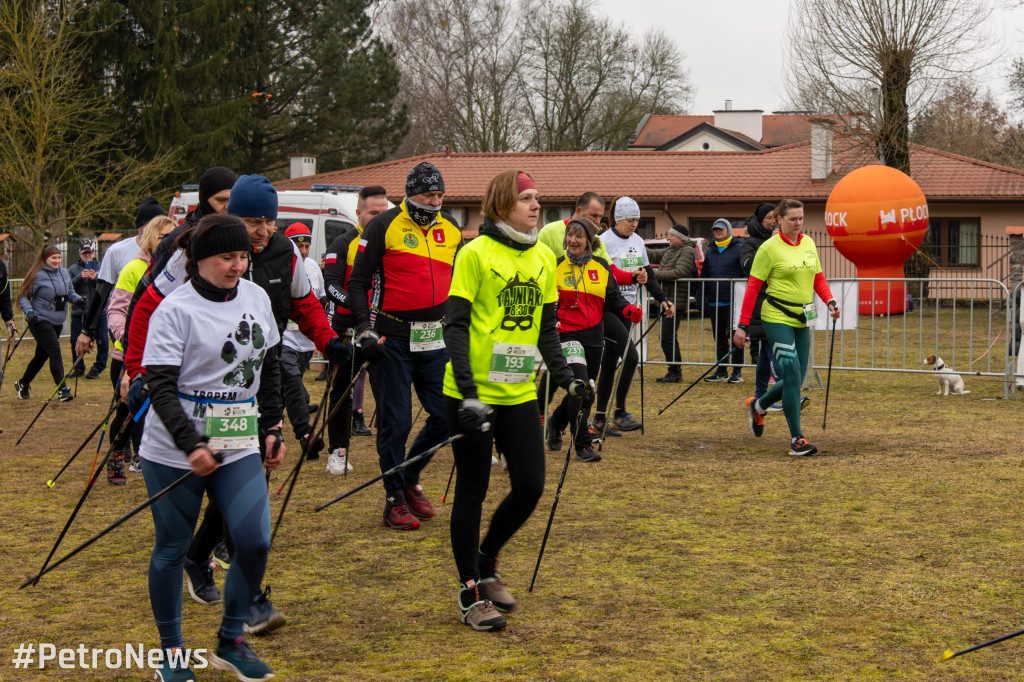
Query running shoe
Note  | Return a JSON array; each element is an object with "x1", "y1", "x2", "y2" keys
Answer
[
  {"x1": 575, "y1": 445, "x2": 602, "y2": 462},
  {"x1": 703, "y1": 372, "x2": 728, "y2": 382},
  {"x1": 85, "y1": 367, "x2": 102, "y2": 380},
  {"x1": 746, "y1": 397, "x2": 765, "y2": 438},
  {"x1": 458, "y1": 580, "x2": 507, "y2": 631},
  {"x1": 788, "y1": 436, "x2": 817, "y2": 457},
  {"x1": 244, "y1": 586, "x2": 286, "y2": 636},
  {"x1": 14, "y1": 380, "x2": 29, "y2": 400},
  {"x1": 326, "y1": 448, "x2": 352, "y2": 475},
  {"x1": 128, "y1": 454, "x2": 142, "y2": 473},
  {"x1": 590, "y1": 415, "x2": 621, "y2": 437},
  {"x1": 546, "y1": 427, "x2": 563, "y2": 452},
  {"x1": 656, "y1": 369, "x2": 682, "y2": 383},
  {"x1": 57, "y1": 386, "x2": 73, "y2": 402},
  {"x1": 612, "y1": 410, "x2": 641, "y2": 432},
  {"x1": 479, "y1": 574, "x2": 517, "y2": 613},
  {"x1": 210, "y1": 637, "x2": 274, "y2": 680},
  {"x1": 153, "y1": 649, "x2": 197, "y2": 682},
  {"x1": 183, "y1": 558, "x2": 221, "y2": 605},
  {"x1": 213, "y1": 541, "x2": 232, "y2": 570},
  {"x1": 382, "y1": 503, "x2": 420, "y2": 530},
  {"x1": 727, "y1": 372, "x2": 743, "y2": 383},
  {"x1": 403, "y1": 485, "x2": 435, "y2": 519}
]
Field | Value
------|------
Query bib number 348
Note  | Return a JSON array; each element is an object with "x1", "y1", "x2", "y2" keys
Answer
[{"x1": 205, "y1": 402, "x2": 259, "y2": 450}]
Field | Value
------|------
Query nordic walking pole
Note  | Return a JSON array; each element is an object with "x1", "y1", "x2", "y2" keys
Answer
[
  {"x1": 822, "y1": 315, "x2": 837, "y2": 431},
  {"x1": 658, "y1": 347, "x2": 736, "y2": 415},
  {"x1": 598, "y1": 324, "x2": 631, "y2": 451},
  {"x1": 637, "y1": 308, "x2": 666, "y2": 436},
  {"x1": 1, "y1": 326, "x2": 28, "y2": 392},
  {"x1": 529, "y1": 382, "x2": 593, "y2": 592},
  {"x1": 941, "y1": 627, "x2": 1024, "y2": 661},
  {"x1": 46, "y1": 398, "x2": 120, "y2": 487},
  {"x1": 16, "y1": 355, "x2": 85, "y2": 445},
  {"x1": 316, "y1": 433, "x2": 465, "y2": 512},
  {"x1": 23, "y1": 447, "x2": 220, "y2": 589},
  {"x1": 441, "y1": 461, "x2": 457, "y2": 503},
  {"x1": 28, "y1": 399, "x2": 149, "y2": 585}
]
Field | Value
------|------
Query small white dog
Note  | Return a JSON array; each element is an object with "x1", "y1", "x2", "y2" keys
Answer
[{"x1": 923, "y1": 355, "x2": 970, "y2": 395}]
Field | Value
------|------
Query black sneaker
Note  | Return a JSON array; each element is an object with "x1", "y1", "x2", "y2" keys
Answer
[
  {"x1": 746, "y1": 397, "x2": 765, "y2": 438},
  {"x1": 244, "y1": 585, "x2": 286, "y2": 635},
  {"x1": 57, "y1": 386, "x2": 73, "y2": 402},
  {"x1": 314, "y1": 368, "x2": 329, "y2": 381},
  {"x1": 183, "y1": 557, "x2": 221, "y2": 605},
  {"x1": 213, "y1": 541, "x2": 232, "y2": 570},
  {"x1": 546, "y1": 426, "x2": 563, "y2": 451},
  {"x1": 300, "y1": 432, "x2": 324, "y2": 460},
  {"x1": 727, "y1": 373, "x2": 743, "y2": 383},
  {"x1": 14, "y1": 380, "x2": 29, "y2": 400},
  {"x1": 153, "y1": 649, "x2": 197, "y2": 682},
  {"x1": 351, "y1": 410, "x2": 372, "y2": 437},
  {"x1": 85, "y1": 367, "x2": 102, "y2": 380},
  {"x1": 590, "y1": 415, "x2": 621, "y2": 437},
  {"x1": 788, "y1": 436, "x2": 817, "y2": 457},
  {"x1": 612, "y1": 410, "x2": 641, "y2": 432},
  {"x1": 209, "y1": 637, "x2": 274, "y2": 681},
  {"x1": 575, "y1": 445, "x2": 602, "y2": 462},
  {"x1": 704, "y1": 372, "x2": 728, "y2": 382},
  {"x1": 307, "y1": 402, "x2": 319, "y2": 414},
  {"x1": 656, "y1": 370, "x2": 682, "y2": 383}
]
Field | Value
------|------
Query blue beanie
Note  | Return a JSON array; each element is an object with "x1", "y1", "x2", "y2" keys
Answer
[{"x1": 227, "y1": 175, "x2": 278, "y2": 220}]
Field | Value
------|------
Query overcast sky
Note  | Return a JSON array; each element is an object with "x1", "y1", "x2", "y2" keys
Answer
[{"x1": 594, "y1": 0, "x2": 1024, "y2": 116}]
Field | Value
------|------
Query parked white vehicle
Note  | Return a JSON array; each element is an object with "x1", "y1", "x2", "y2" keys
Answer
[{"x1": 169, "y1": 184, "x2": 389, "y2": 262}]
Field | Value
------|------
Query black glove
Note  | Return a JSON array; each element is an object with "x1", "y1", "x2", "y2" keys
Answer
[
  {"x1": 25, "y1": 311, "x2": 36, "y2": 324},
  {"x1": 567, "y1": 379, "x2": 595, "y2": 408},
  {"x1": 300, "y1": 431, "x2": 325, "y2": 459},
  {"x1": 326, "y1": 336, "x2": 352, "y2": 366},
  {"x1": 355, "y1": 328, "x2": 389, "y2": 363},
  {"x1": 127, "y1": 375, "x2": 147, "y2": 414},
  {"x1": 456, "y1": 398, "x2": 493, "y2": 434}
]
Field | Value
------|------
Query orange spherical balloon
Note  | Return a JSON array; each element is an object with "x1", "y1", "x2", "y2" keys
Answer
[{"x1": 825, "y1": 165, "x2": 928, "y2": 314}]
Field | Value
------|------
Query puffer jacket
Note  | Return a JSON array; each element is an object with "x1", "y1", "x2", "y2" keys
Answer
[
  {"x1": 653, "y1": 241, "x2": 697, "y2": 311},
  {"x1": 699, "y1": 238, "x2": 743, "y2": 307},
  {"x1": 19, "y1": 265, "x2": 84, "y2": 325}
]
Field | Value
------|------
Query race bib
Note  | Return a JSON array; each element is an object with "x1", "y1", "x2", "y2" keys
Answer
[
  {"x1": 619, "y1": 254, "x2": 643, "y2": 271},
  {"x1": 487, "y1": 342, "x2": 537, "y2": 383},
  {"x1": 204, "y1": 402, "x2": 259, "y2": 450},
  {"x1": 561, "y1": 340, "x2": 586, "y2": 366},
  {"x1": 802, "y1": 303, "x2": 818, "y2": 322},
  {"x1": 410, "y1": 320, "x2": 445, "y2": 352},
  {"x1": 286, "y1": 321, "x2": 299, "y2": 332}
]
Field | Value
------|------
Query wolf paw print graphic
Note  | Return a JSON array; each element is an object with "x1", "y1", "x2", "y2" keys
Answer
[{"x1": 221, "y1": 314, "x2": 267, "y2": 388}]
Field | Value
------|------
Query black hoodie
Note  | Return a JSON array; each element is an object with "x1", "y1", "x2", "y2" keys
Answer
[{"x1": 738, "y1": 204, "x2": 776, "y2": 339}]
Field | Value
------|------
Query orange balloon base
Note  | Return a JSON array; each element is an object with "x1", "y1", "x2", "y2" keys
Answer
[{"x1": 856, "y1": 266, "x2": 907, "y2": 315}]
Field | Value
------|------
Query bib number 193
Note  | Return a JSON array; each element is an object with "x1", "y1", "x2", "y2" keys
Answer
[{"x1": 487, "y1": 343, "x2": 537, "y2": 383}]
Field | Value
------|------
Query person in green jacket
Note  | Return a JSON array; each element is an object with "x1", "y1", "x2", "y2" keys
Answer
[{"x1": 653, "y1": 225, "x2": 697, "y2": 382}]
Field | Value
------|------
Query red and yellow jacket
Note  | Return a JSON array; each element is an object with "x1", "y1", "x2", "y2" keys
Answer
[{"x1": 555, "y1": 254, "x2": 631, "y2": 344}]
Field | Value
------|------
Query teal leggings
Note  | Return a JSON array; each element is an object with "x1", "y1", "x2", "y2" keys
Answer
[{"x1": 760, "y1": 321, "x2": 810, "y2": 439}]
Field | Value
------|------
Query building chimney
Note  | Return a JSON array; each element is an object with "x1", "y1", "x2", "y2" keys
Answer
[
  {"x1": 724, "y1": 99, "x2": 733, "y2": 111},
  {"x1": 713, "y1": 107, "x2": 764, "y2": 142},
  {"x1": 444, "y1": 144, "x2": 452, "y2": 160},
  {"x1": 809, "y1": 118, "x2": 834, "y2": 181},
  {"x1": 289, "y1": 154, "x2": 317, "y2": 180}
]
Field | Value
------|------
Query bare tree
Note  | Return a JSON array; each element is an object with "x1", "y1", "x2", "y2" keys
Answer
[
  {"x1": 0, "y1": 0, "x2": 174, "y2": 252},
  {"x1": 786, "y1": 0, "x2": 995, "y2": 174}
]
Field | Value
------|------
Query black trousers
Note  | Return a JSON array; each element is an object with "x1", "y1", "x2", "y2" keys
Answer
[
  {"x1": 447, "y1": 398, "x2": 545, "y2": 584},
  {"x1": 327, "y1": 345, "x2": 363, "y2": 452},
  {"x1": 595, "y1": 313, "x2": 637, "y2": 414},
  {"x1": 539, "y1": 341, "x2": 601, "y2": 449},
  {"x1": 21, "y1": 320, "x2": 64, "y2": 386},
  {"x1": 281, "y1": 346, "x2": 313, "y2": 440},
  {"x1": 708, "y1": 305, "x2": 743, "y2": 374}
]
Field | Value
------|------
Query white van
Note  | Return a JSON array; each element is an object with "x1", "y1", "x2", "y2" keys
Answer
[{"x1": 168, "y1": 184, "x2": 389, "y2": 262}]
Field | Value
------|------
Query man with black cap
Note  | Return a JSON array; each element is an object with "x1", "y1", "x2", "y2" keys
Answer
[
  {"x1": 68, "y1": 241, "x2": 108, "y2": 379},
  {"x1": 347, "y1": 162, "x2": 463, "y2": 530},
  {"x1": 653, "y1": 225, "x2": 697, "y2": 382}
]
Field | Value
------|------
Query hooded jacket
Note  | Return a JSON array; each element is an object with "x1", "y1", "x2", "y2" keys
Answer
[{"x1": 739, "y1": 206, "x2": 775, "y2": 338}]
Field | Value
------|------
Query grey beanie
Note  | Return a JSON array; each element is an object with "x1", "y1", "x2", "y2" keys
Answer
[{"x1": 668, "y1": 224, "x2": 689, "y2": 241}]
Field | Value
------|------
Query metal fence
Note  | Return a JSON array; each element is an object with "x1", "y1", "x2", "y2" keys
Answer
[{"x1": 641, "y1": 277, "x2": 1023, "y2": 399}]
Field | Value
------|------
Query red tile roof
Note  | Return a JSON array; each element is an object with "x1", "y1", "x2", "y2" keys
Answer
[
  {"x1": 98, "y1": 233, "x2": 124, "y2": 241},
  {"x1": 275, "y1": 140, "x2": 1024, "y2": 204},
  {"x1": 630, "y1": 113, "x2": 823, "y2": 149}
]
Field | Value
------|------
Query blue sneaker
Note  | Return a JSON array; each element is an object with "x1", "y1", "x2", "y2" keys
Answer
[
  {"x1": 209, "y1": 637, "x2": 274, "y2": 681},
  {"x1": 153, "y1": 648, "x2": 196, "y2": 681}
]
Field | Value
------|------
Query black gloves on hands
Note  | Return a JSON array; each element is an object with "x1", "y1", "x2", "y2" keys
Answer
[
  {"x1": 326, "y1": 336, "x2": 352, "y2": 366},
  {"x1": 567, "y1": 379, "x2": 595, "y2": 408},
  {"x1": 127, "y1": 375, "x2": 147, "y2": 414},
  {"x1": 457, "y1": 398, "x2": 493, "y2": 434},
  {"x1": 355, "y1": 328, "x2": 389, "y2": 363}
]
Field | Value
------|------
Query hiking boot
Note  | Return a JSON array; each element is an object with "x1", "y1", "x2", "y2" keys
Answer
[
  {"x1": 590, "y1": 415, "x2": 621, "y2": 437},
  {"x1": 300, "y1": 432, "x2": 324, "y2": 460},
  {"x1": 307, "y1": 402, "x2": 319, "y2": 414},
  {"x1": 703, "y1": 372, "x2": 728, "y2": 382},
  {"x1": 183, "y1": 558, "x2": 221, "y2": 605},
  {"x1": 479, "y1": 575, "x2": 517, "y2": 613},
  {"x1": 14, "y1": 380, "x2": 29, "y2": 400},
  {"x1": 128, "y1": 454, "x2": 143, "y2": 473},
  {"x1": 352, "y1": 410, "x2": 372, "y2": 436},
  {"x1": 546, "y1": 427, "x2": 563, "y2": 451},
  {"x1": 458, "y1": 580, "x2": 507, "y2": 631},
  {"x1": 85, "y1": 367, "x2": 102, "y2": 380},
  {"x1": 107, "y1": 452, "x2": 127, "y2": 486},
  {"x1": 213, "y1": 541, "x2": 232, "y2": 570},
  {"x1": 210, "y1": 636, "x2": 274, "y2": 680},
  {"x1": 326, "y1": 448, "x2": 352, "y2": 475},
  {"x1": 314, "y1": 368, "x2": 329, "y2": 381},
  {"x1": 788, "y1": 436, "x2": 817, "y2": 457},
  {"x1": 382, "y1": 501, "x2": 420, "y2": 530},
  {"x1": 656, "y1": 369, "x2": 682, "y2": 383},
  {"x1": 153, "y1": 649, "x2": 197, "y2": 682},
  {"x1": 746, "y1": 397, "x2": 765, "y2": 438},
  {"x1": 612, "y1": 409, "x2": 641, "y2": 432},
  {"x1": 403, "y1": 485, "x2": 435, "y2": 519},
  {"x1": 57, "y1": 386, "x2": 73, "y2": 402},
  {"x1": 575, "y1": 444, "x2": 602, "y2": 462},
  {"x1": 244, "y1": 585, "x2": 286, "y2": 636},
  {"x1": 727, "y1": 372, "x2": 743, "y2": 383}
]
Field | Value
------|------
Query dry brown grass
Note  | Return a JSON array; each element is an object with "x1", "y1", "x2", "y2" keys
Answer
[{"x1": 1, "y1": 338, "x2": 1023, "y2": 680}]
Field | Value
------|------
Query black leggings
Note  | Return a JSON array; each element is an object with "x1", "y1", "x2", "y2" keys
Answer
[
  {"x1": 447, "y1": 398, "x2": 545, "y2": 583},
  {"x1": 21, "y1": 320, "x2": 64, "y2": 387},
  {"x1": 540, "y1": 342, "x2": 601, "y2": 449},
  {"x1": 108, "y1": 358, "x2": 142, "y2": 454},
  {"x1": 595, "y1": 313, "x2": 637, "y2": 415}
]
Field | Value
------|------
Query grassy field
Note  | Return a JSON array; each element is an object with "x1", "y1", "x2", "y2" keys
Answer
[{"x1": 1, "y1": 338, "x2": 1023, "y2": 681}]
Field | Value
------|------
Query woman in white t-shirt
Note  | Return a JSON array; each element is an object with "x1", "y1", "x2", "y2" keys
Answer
[{"x1": 139, "y1": 214, "x2": 284, "y2": 682}]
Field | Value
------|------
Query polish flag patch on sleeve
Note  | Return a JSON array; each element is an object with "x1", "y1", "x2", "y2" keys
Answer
[
  {"x1": 325, "y1": 252, "x2": 337, "y2": 264},
  {"x1": 357, "y1": 239, "x2": 368, "y2": 252}
]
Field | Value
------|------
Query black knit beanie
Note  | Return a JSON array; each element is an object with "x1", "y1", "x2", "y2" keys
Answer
[
  {"x1": 405, "y1": 162, "x2": 445, "y2": 196},
  {"x1": 135, "y1": 196, "x2": 166, "y2": 228},
  {"x1": 191, "y1": 215, "x2": 251, "y2": 262},
  {"x1": 198, "y1": 167, "x2": 238, "y2": 216}
]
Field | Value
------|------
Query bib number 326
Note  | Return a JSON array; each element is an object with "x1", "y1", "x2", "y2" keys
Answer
[
  {"x1": 488, "y1": 343, "x2": 537, "y2": 383},
  {"x1": 205, "y1": 402, "x2": 259, "y2": 450}
]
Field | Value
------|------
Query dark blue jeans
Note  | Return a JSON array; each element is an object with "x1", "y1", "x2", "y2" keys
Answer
[
  {"x1": 369, "y1": 335, "x2": 449, "y2": 496},
  {"x1": 70, "y1": 313, "x2": 108, "y2": 372}
]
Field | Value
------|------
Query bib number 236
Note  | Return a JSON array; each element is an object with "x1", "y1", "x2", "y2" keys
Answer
[{"x1": 410, "y1": 321, "x2": 445, "y2": 352}]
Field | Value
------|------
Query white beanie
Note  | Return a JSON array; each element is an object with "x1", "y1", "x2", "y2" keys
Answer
[{"x1": 613, "y1": 197, "x2": 641, "y2": 222}]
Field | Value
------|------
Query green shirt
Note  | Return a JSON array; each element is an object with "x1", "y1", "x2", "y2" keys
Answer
[
  {"x1": 443, "y1": 235, "x2": 558, "y2": 405},
  {"x1": 749, "y1": 233, "x2": 822, "y2": 327},
  {"x1": 537, "y1": 220, "x2": 611, "y2": 261}
]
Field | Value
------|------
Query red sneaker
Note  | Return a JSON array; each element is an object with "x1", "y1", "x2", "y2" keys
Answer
[
  {"x1": 403, "y1": 485, "x2": 435, "y2": 519},
  {"x1": 382, "y1": 504, "x2": 420, "y2": 530}
]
